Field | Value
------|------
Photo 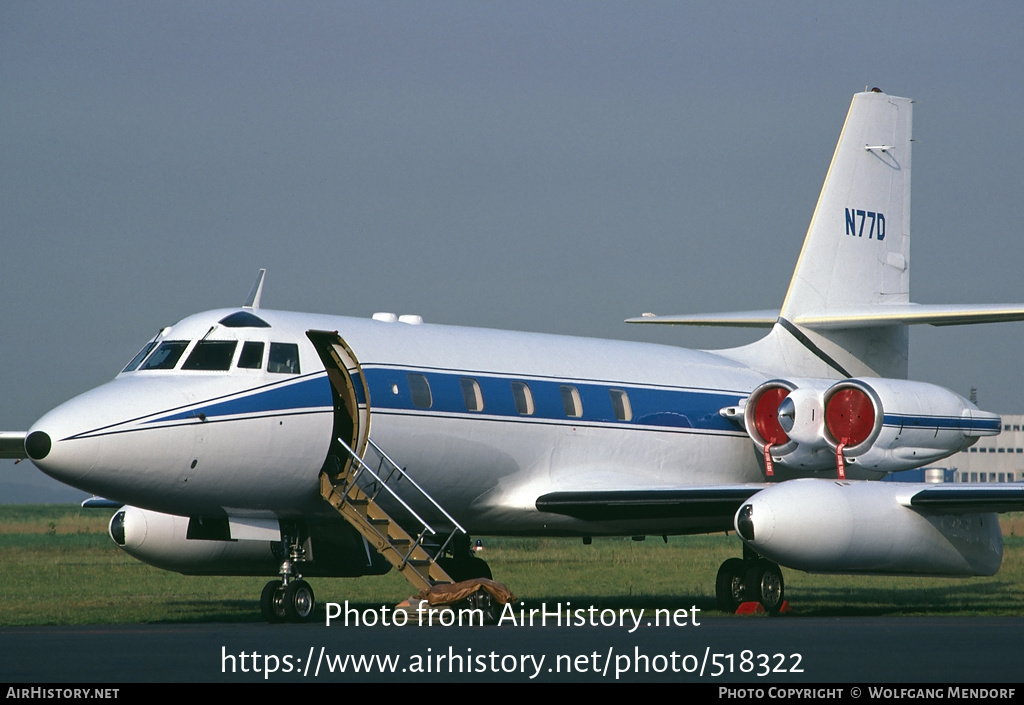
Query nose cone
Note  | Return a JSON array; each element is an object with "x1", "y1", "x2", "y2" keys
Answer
[
  {"x1": 28, "y1": 399, "x2": 104, "y2": 488},
  {"x1": 27, "y1": 377, "x2": 191, "y2": 497},
  {"x1": 25, "y1": 431, "x2": 51, "y2": 460}
]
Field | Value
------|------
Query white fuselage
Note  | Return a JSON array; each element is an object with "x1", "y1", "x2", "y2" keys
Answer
[{"x1": 29, "y1": 307, "x2": 766, "y2": 535}]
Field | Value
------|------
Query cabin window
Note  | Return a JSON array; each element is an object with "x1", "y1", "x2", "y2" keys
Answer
[
  {"x1": 237, "y1": 342, "x2": 265, "y2": 369},
  {"x1": 511, "y1": 382, "x2": 534, "y2": 415},
  {"x1": 122, "y1": 342, "x2": 158, "y2": 372},
  {"x1": 460, "y1": 378, "x2": 484, "y2": 412},
  {"x1": 268, "y1": 343, "x2": 300, "y2": 374},
  {"x1": 560, "y1": 385, "x2": 582, "y2": 418},
  {"x1": 609, "y1": 389, "x2": 632, "y2": 421},
  {"x1": 408, "y1": 374, "x2": 432, "y2": 409},
  {"x1": 183, "y1": 341, "x2": 238, "y2": 371},
  {"x1": 140, "y1": 341, "x2": 190, "y2": 370}
]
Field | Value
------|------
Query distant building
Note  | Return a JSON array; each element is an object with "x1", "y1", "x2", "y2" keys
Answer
[
  {"x1": 883, "y1": 413, "x2": 1024, "y2": 483},
  {"x1": 951, "y1": 413, "x2": 1024, "y2": 483}
]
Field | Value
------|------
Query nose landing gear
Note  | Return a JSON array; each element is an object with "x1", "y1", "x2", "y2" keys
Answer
[
  {"x1": 261, "y1": 526, "x2": 316, "y2": 623},
  {"x1": 261, "y1": 578, "x2": 316, "y2": 623}
]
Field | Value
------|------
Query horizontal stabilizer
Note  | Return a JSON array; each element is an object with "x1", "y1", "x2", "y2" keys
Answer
[
  {"x1": 793, "y1": 304, "x2": 1024, "y2": 329},
  {"x1": 628, "y1": 304, "x2": 1024, "y2": 330},
  {"x1": 626, "y1": 311, "x2": 777, "y2": 328}
]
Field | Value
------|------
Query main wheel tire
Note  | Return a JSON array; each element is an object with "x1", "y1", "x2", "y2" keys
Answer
[
  {"x1": 715, "y1": 558, "x2": 747, "y2": 612},
  {"x1": 283, "y1": 580, "x2": 316, "y2": 622},
  {"x1": 438, "y1": 556, "x2": 492, "y2": 582},
  {"x1": 260, "y1": 580, "x2": 287, "y2": 623},
  {"x1": 744, "y1": 560, "x2": 784, "y2": 613},
  {"x1": 463, "y1": 591, "x2": 500, "y2": 625}
]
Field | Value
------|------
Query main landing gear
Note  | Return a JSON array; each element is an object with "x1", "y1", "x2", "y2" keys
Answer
[
  {"x1": 715, "y1": 550, "x2": 785, "y2": 613},
  {"x1": 261, "y1": 525, "x2": 316, "y2": 623},
  {"x1": 437, "y1": 533, "x2": 492, "y2": 582}
]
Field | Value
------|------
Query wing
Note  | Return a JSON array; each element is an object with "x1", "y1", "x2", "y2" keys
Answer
[
  {"x1": 535, "y1": 481, "x2": 1024, "y2": 537},
  {"x1": 0, "y1": 432, "x2": 27, "y2": 459},
  {"x1": 907, "y1": 484, "x2": 1024, "y2": 514},
  {"x1": 536, "y1": 485, "x2": 764, "y2": 531}
]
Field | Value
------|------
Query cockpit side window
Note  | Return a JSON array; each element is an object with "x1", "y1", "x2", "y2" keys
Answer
[
  {"x1": 140, "y1": 341, "x2": 191, "y2": 370},
  {"x1": 182, "y1": 341, "x2": 238, "y2": 371},
  {"x1": 122, "y1": 342, "x2": 158, "y2": 372},
  {"x1": 237, "y1": 341, "x2": 265, "y2": 369},
  {"x1": 268, "y1": 343, "x2": 300, "y2": 374}
]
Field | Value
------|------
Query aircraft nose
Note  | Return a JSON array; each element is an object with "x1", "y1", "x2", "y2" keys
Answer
[
  {"x1": 28, "y1": 377, "x2": 196, "y2": 501},
  {"x1": 27, "y1": 416, "x2": 102, "y2": 487}
]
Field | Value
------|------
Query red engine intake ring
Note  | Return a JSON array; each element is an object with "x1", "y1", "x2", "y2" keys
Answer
[
  {"x1": 754, "y1": 386, "x2": 792, "y2": 446},
  {"x1": 823, "y1": 382, "x2": 882, "y2": 453}
]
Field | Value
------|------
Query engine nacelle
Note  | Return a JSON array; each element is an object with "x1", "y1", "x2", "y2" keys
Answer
[
  {"x1": 110, "y1": 506, "x2": 390, "y2": 577},
  {"x1": 742, "y1": 377, "x2": 1000, "y2": 476},
  {"x1": 734, "y1": 479, "x2": 1002, "y2": 576},
  {"x1": 821, "y1": 378, "x2": 999, "y2": 471},
  {"x1": 743, "y1": 379, "x2": 838, "y2": 472}
]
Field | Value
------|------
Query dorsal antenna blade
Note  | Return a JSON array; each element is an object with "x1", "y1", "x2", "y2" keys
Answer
[{"x1": 243, "y1": 269, "x2": 266, "y2": 309}]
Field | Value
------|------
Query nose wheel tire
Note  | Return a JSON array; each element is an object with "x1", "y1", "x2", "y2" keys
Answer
[
  {"x1": 260, "y1": 580, "x2": 287, "y2": 623},
  {"x1": 283, "y1": 580, "x2": 316, "y2": 622},
  {"x1": 261, "y1": 579, "x2": 315, "y2": 623}
]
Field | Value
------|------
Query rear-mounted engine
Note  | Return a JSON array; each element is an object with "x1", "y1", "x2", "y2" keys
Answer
[{"x1": 741, "y1": 377, "x2": 999, "y2": 478}]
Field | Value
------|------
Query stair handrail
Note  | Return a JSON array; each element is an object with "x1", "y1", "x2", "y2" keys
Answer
[
  {"x1": 335, "y1": 437, "x2": 437, "y2": 537},
  {"x1": 366, "y1": 438, "x2": 467, "y2": 536}
]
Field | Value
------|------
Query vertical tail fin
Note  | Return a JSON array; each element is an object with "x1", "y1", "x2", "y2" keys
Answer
[
  {"x1": 630, "y1": 89, "x2": 1024, "y2": 379},
  {"x1": 781, "y1": 90, "x2": 913, "y2": 321},
  {"x1": 768, "y1": 90, "x2": 914, "y2": 379},
  {"x1": 630, "y1": 90, "x2": 916, "y2": 379}
]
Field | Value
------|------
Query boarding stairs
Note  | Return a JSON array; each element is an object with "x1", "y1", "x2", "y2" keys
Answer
[{"x1": 319, "y1": 437, "x2": 463, "y2": 591}]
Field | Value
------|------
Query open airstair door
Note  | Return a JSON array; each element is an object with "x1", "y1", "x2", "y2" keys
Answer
[{"x1": 306, "y1": 330, "x2": 370, "y2": 474}]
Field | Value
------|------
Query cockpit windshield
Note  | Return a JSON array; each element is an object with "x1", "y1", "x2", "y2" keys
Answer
[
  {"x1": 182, "y1": 341, "x2": 238, "y2": 371},
  {"x1": 122, "y1": 342, "x2": 158, "y2": 372},
  {"x1": 139, "y1": 341, "x2": 190, "y2": 370},
  {"x1": 122, "y1": 336, "x2": 299, "y2": 374}
]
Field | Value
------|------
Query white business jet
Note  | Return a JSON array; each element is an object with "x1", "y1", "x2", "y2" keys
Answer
[{"x1": 7, "y1": 89, "x2": 1024, "y2": 622}]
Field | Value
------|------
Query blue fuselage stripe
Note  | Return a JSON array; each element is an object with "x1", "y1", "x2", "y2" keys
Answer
[
  {"x1": 143, "y1": 367, "x2": 748, "y2": 435},
  {"x1": 362, "y1": 367, "x2": 744, "y2": 432}
]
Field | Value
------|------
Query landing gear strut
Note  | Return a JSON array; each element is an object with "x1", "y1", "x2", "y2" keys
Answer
[
  {"x1": 261, "y1": 525, "x2": 316, "y2": 623},
  {"x1": 437, "y1": 533, "x2": 492, "y2": 582},
  {"x1": 715, "y1": 553, "x2": 784, "y2": 613}
]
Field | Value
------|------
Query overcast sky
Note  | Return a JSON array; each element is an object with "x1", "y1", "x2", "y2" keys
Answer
[{"x1": 2, "y1": 2, "x2": 1022, "y2": 501}]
